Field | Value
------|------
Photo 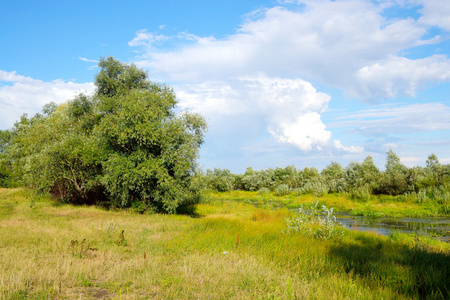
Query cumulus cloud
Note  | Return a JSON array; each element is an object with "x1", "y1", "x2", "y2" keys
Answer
[
  {"x1": 0, "y1": 70, "x2": 94, "y2": 129},
  {"x1": 176, "y1": 75, "x2": 343, "y2": 151},
  {"x1": 131, "y1": 0, "x2": 450, "y2": 100},
  {"x1": 270, "y1": 112, "x2": 331, "y2": 151},
  {"x1": 417, "y1": 0, "x2": 450, "y2": 30},
  {"x1": 127, "y1": 0, "x2": 450, "y2": 158},
  {"x1": 0, "y1": 70, "x2": 35, "y2": 84},
  {"x1": 352, "y1": 55, "x2": 450, "y2": 98}
]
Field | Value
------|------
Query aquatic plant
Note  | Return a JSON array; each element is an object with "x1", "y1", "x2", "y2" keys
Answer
[{"x1": 283, "y1": 201, "x2": 343, "y2": 240}]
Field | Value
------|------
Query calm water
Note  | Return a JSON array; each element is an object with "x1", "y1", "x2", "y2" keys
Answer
[
  {"x1": 3, "y1": 195, "x2": 448, "y2": 241},
  {"x1": 244, "y1": 199, "x2": 450, "y2": 242},
  {"x1": 335, "y1": 213, "x2": 450, "y2": 242}
]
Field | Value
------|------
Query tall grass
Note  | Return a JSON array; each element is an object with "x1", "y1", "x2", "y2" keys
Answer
[{"x1": 1, "y1": 188, "x2": 449, "y2": 299}]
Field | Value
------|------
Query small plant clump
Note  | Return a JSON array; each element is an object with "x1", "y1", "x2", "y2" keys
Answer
[
  {"x1": 283, "y1": 201, "x2": 344, "y2": 240},
  {"x1": 68, "y1": 239, "x2": 98, "y2": 258},
  {"x1": 115, "y1": 230, "x2": 128, "y2": 246}
]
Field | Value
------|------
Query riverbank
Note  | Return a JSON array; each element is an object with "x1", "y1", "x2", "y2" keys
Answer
[
  {"x1": 207, "y1": 190, "x2": 449, "y2": 218},
  {"x1": 1, "y1": 188, "x2": 449, "y2": 299}
]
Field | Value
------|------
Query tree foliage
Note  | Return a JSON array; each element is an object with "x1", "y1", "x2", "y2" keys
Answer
[
  {"x1": 201, "y1": 150, "x2": 449, "y2": 210},
  {"x1": 0, "y1": 129, "x2": 15, "y2": 187},
  {"x1": 4, "y1": 57, "x2": 206, "y2": 213}
]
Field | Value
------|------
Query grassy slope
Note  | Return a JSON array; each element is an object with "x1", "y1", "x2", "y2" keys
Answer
[{"x1": 0, "y1": 188, "x2": 449, "y2": 299}]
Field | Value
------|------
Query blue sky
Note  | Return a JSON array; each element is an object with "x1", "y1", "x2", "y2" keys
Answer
[{"x1": 1, "y1": 0, "x2": 450, "y2": 173}]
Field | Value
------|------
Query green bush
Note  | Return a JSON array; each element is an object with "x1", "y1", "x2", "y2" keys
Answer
[
  {"x1": 295, "y1": 180, "x2": 328, "y2": 197},
  {"x1": 257, "y1": 187, "x2": 270, "y2": 195},
  {"x1": 274, "y1": 184, "x2": 291, "y2": 196},
  {"x1": 348, "y1": 186, "x2": 371, "y2": 202},
  {"x1": 204, "y1": 168, "x2": 235, "y2": 192}
]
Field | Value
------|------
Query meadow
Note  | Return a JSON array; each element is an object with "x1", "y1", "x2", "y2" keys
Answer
[{"x1": 0, "y1": 188, "x2": 449, "y2": 299}]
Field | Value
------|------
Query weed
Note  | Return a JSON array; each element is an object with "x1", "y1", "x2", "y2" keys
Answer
[
  {"x1": 115, "y1": 230, "x2": 128, "y2": 246},
  {"x1": 283, "y1": 201, "x2": 344, "y2": 240},
  {"x1": 77, "y1": 268, "x2": 93, "y2": 287},
  {"x1": 414, "y1": 230, "x2": 426, "y2": 251},
  {"x1": 388, "y1": 229, "x2": 402, "y2": 242},
  {"x1": 29, "y1": 199, "x2": 35, "y2": 210},
  {"x1": 68, "y1": 239, "x2": 97, "y2": 258}
]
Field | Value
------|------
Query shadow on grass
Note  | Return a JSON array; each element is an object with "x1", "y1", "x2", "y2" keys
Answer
[
  {"x1": 329, "y1": 234, "x2": 450, "y2": 299},
  {"x1": 176, "y1": 204, "x2": 202, "y2": 218},
  {"x1": 51, "y1": 201, "x2": 67, "y2": 207}
]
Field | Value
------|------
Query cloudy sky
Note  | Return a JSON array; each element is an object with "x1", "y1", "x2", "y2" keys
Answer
[{"x1": 1, "y1": 0, "x2": 450, "y2": 172}]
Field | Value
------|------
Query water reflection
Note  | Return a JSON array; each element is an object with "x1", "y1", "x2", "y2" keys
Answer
[
  {"x1": 336, "y1": 213, "x2": 450, "y2": 242},
  {"x1": 242, "y1": 199, "x2": 450, "y2": 242}
]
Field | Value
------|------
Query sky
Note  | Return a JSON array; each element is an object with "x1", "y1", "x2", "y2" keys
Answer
[{"x1": 1, "y1": 0, "x2": 450, "y2": 173}]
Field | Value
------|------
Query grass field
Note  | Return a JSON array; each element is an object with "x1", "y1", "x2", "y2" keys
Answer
[{"x1": 1, "y1": 188, "x2": 449, "y2": 299}]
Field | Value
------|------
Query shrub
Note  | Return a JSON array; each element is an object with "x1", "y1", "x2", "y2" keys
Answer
[
  {"x1": 348, "y1": 186, "x2": 371, "y2": 202},
  {"x1": 257, "y1": 187, "x2": 270, "y2": 195},
  {"x1": 274, "y1": 184, "x2": 291, "y2": 196},
  {"x1": 405, "y1": 189, "x2": 429, "y2": 203},
  {"x1": 295, "y1": 180, "x2": 328, "y2": 197},
  {"x1": 205, "y1": 168, "x2": 235, "y2": 192}
]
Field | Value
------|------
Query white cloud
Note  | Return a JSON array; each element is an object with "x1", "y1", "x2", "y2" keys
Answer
[
  {"x1": 333, "y1": 140, "x2": 364, "y2": 154},
  {"x1": 329, "y1": 102, "x2": 450, "y2": 136},
  {"x1": 126, "y1": 0, "x2": 450, "y2": 161},
  {"x1": 128, "y1": 29, "x2": 169, "y2": 48},
  {"x1": 417, "y1": 0, "x2": 450, "y2": 31},
  {"x1": 0, "y1": 70, "x2": 94, "y2": 129},
  {"x1": 353, "y1": 55, "x2": 450, "y2": 98},
  {"x1": 131, "y1": 0, "x2": 450, "y2": 99},
  {"x1": 0, "y1": 70, "x2": 35, "y2": 84},
  {"x1": 176, "y1": 75, "x2": 333, "y2": 151},
  {"x1": 270, "y1": 112, "x2": 331, "y2": 150},
  {"x1": 400, "y1": 156, "x2": 421, "y2": 167},
  {"x1": 78, "y1": 57, "x2": 98, "y2": 63}
]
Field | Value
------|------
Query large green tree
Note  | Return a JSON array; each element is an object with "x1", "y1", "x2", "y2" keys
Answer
[
  {"x1": 377, "y1": 149, "x2": 409, "y2": 195},
  {"x1": 0, "y1": 129, "x2": 14, "y2": 187},
  {"x1": 7, "y1": 57, "x2": 206, "y2": 213}
]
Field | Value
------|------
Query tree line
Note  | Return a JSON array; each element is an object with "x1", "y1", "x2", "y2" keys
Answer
[{"x1": 201, "y1": 151, "x2": 450, "y2": 212}]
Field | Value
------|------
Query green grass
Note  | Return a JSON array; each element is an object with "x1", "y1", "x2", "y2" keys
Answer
[
  {"x1": 1, "y1": 188, "x2": 449, "y2": 299},
  {"x1": 207, "y1": 190, "x2": 448, "y2": 218}
]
